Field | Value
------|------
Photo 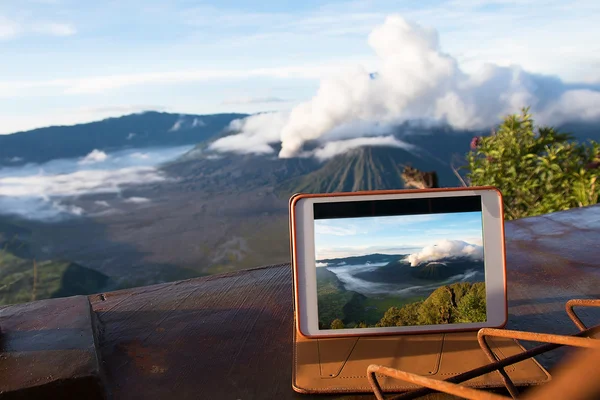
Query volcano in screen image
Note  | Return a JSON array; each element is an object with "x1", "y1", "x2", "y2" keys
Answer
[{"x1": 314, "y1": 212, "x2": 487, "y2": 330}]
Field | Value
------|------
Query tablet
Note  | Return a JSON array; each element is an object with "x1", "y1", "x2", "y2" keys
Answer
[{"x1": 290, "y1": 187, "x2": 507, "y2": 338}]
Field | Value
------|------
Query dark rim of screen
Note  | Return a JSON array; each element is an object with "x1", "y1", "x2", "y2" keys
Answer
[{"x1": 313, "y1": 195, "x2": 482, "y2": 220}]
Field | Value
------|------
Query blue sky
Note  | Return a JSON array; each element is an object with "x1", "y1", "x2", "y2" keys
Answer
[
  {"x1": 314, "y1": 211, "x2": 483, "y2": 259},
  {"x1": 1, "y1": 0, "x2": 599, "y2": 134}
]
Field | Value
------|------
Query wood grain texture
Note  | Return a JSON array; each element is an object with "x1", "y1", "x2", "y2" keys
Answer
[
  {"x1": 89, "y1": 204, "x2": 600, "y2": 399},
  {"x1": 0, "y1": 296, "x2": 106, "y2": 400}
]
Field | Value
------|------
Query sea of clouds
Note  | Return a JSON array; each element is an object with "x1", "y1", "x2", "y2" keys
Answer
[{"x1": 0, "y1": 145, "x2": 193, "y2": 221}]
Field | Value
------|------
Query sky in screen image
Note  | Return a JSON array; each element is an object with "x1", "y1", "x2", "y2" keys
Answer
[{"x1": 314, "y1": 211, "x2": 483, "y2": 260}]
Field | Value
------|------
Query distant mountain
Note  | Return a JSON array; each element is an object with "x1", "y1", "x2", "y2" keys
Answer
[
  {"x1": 318, "y1": 253, "x2": 404, "y2": 266},
  {"x1": 334, "y1": 254, "x2": 484, "y2": 285},
  {"x1": 164, "y1": 151, "x2": 319, "y2": 193},
  {"x1": 279, "y1": 145, "x2": 459, "y2": 194},
  {"x1": 0, "y1": 111, "x2": 248, "y2": 166}
]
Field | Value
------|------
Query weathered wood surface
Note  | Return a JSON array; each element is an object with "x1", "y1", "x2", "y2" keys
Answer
[
  {"x1": 0, "y1": 296, "x2": 106, "y2": 400},
  {"x1": 89, "y1": 205, "x2": 600, "y2": 399}
]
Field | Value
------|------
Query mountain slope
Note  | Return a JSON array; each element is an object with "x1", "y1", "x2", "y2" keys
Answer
[
  {"x1": 0, "y1": 250, "x2": 111, "y2": 306},
  {"x1": 0, "y1": 111, "x2": 248, "y2": 166},
  {"x1": 280, "y1": 146, "x2": 459, "y2": 194},
  {"x1": 164, "y1": 151, "x2": 320, "y2": 193},
  {"x1": 0, "y1": 218, "x2": 112, "y2": 305}
]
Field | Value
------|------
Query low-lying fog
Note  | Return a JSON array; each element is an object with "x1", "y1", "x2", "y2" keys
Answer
[
  {"x1": 326, "y1": 261, "x2": 483, "y2": 297},
  {"x1": 0, "y1": 145, "x2": 193, "y2": 221}
]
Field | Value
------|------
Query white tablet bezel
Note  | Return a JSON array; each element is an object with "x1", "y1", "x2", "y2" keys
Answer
[{"x1": 291, "y1": 187, "x2": 507, "y2": 338}]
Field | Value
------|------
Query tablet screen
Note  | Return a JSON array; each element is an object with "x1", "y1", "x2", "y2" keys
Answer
[{"x1": 313, "y1": 195, "x2": 486, "y2": 331}]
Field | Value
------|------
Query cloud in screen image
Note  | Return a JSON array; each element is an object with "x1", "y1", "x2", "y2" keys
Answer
[{"x1": 314, "y1": 212, "x2": 486, "y2": 330}]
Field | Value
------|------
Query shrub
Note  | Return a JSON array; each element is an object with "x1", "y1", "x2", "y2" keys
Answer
[
  {"x1": 330, "y1": 319, "x2": 345, "y2": 329},
  {"x1": 465, "y1": 108, "x2": 600, "y2": 220}
]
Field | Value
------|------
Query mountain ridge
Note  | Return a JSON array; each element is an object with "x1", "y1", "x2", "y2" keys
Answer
[{"x1": 0, "y1": 111, "x2": 248, "y2": 166}]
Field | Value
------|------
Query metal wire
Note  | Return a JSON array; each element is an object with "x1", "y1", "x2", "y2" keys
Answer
[
  {"x1": 477, "y1": 327, "x2": 600, "y2": 399},
  {"x1": 388, "y1": 324, "x2": 600, "y2": 400},
  {"x1": 367, "y1": 298, "x2": 600, "y2": 400},
  {"x1": 367, "y1": 364, "x2": 510, "y2": 400},
  {"x1": 565, "y1": 298, "x2": 600, "y2": 331}
]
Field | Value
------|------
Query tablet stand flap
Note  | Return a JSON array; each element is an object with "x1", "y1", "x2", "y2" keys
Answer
[{"x1": 293, "y1": 328, "x2": 551, "y2": 394}]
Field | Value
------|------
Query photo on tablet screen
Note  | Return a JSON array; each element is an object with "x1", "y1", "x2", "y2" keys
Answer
[{"x1": 314, "y1": 210, "x2": 486, "y2": 330}]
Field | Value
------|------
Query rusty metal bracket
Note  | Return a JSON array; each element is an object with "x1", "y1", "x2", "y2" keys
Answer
[
  {"x1": 367, "y1": 298, "x2": 600, "y2": 400},
  {"x1": 477, "y1": 327, "x2": 600, "y2": 399},
  {"x1": 367, "y1": 364, "x2": 509, "y2": 400},
  {"x1": 565, "y1": 299, "x2": 600, "y2": 331}
]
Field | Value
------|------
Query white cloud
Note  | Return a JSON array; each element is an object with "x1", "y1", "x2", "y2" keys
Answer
[
  {"x1": 130, "y1": 152, "x2": 149, "y2": 159},
  {"x1": 221, "y1": 96, "x2": 290, "y2": 105},
  {"x1": 0, "y1": 63, "x2": 347, "y2": 97},
  {"x1": 0, "y1": 167, "x2": 166, "y2": 198},
  {"x1": 0, "y1": 15, "x2": 75, "y2": 40},
  {"x1": 315, "y1": 223, "x2": 361, "y2": 236},
  {"x1": 209, "y1": 133, "x2": 274, "y2": 155},
  {"x1": 0, "y1": 16, "x2": 20, "y2": 39},
  {"x1": 538, "y1": 90, "x2": 600, "y2": 126},
  {"x1": 127, "y1": 132, "x2": 136, "y2": 140},
  {"x1": 169, "y1": 119, "x2": 184, "y2": 132},
  {"x1": 312, "y1": 136, "x2": 415, "y2": 160},
  {"x1": 209, "y1": 112, "x2": 289, "y2": 155},
  {"x1": 169, "y1": 116, "x2": 206, "y2": 132},
  {"x1": 123, "y1": 197, "x2": 150, "y2": 204},
  {"x1": 0, "y1": 145, "x2": 191, "y2": 220},
  {"x1": 406, "y1": 239, "x2": 483, "y2": 266},
  {"x1": 192, "y1": 117, "x2": 205, "y2": 127},
  {"x1": 79, "y1": 149, "x2": 108, "y2": 165},
  {"x1": 0, "y1": 197, "x2": 84, "y2": 221},
  {"x1": 215, "y1": 15, "x2": 600, "y2": 159},
  {"x1": 32, "y1": 22, "x2": 76, "y2": 36}
]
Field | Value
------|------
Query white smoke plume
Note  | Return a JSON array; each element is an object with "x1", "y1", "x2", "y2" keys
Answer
[
  {"x1": 406, "y1": 239, "x2": 483, "y2": 267},
  {"x1": 208, "y1": 112, "x2": 289, "y2": 155},
  {"x1": 210, "y1": 15, "x2": 600, "y2": 159}
]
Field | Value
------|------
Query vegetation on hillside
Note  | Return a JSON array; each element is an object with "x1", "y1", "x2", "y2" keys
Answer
[
  {"x1": 465, "y1": 108, "x2": 600, "y2": 219},
  {"x1": 375, "y1": 282, "x2": 486, "y2": 327},
  {"x1": 327, "y1": 281, "x2": 486, "y2": 329},
  {"x1": 0, "y1": 228, "x2": 111, "y2": 306}
]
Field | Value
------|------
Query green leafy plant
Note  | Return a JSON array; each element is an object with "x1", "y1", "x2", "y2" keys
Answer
[
  {"x1": 465, "y1": 108, "x2": 600, "y2": 220},
  {"x1": 330, "y1": 319, "x2": 345, "y2": 329}
]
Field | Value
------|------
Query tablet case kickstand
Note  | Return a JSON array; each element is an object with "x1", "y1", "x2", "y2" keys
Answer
[{"x1": 292, "y1": 324, "x2": 551, "y2": 395}]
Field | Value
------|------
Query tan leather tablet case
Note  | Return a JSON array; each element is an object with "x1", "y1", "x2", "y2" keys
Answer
[
  {"x1": 293, "y1": 327, "x2": 551, "y2": 394},
  {"x1": 289, "y1": 190, "x2": 549, "y2": 394}
]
